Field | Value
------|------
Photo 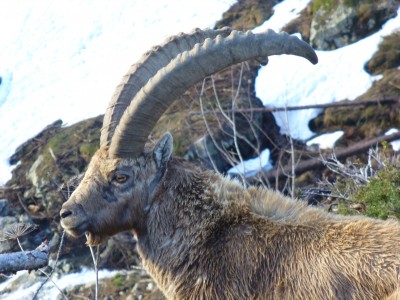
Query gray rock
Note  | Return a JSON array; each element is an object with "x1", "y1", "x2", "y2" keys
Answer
[
  {"x1": 310, "y1": 4, "x2": 356, "y2": 50},
  {"x1": 0, "y1": 216, "x2": 18, "y2": 253},
  {"x1": 184, "y1": 95, "x2": 275, "y2": 173},
  {"x1": 27, "y1": 154, "x2": 44, "y2": 189},
  {"x1": 310, "y1": 1, "x2": 400, "y2": 50},
  {"x1": 0, "y1": 199, "x2": 9, "y2": 216},
  {"x1": 0, "y1": 215, "x2": 17, "y2": 229}
]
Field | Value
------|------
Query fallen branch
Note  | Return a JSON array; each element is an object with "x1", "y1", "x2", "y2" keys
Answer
[
  {"x1": 190, "y1": 97, "x2": 400, "y2": 115},
  {"x1": 0, "y1": 185, "x2": 23, "y2": 199},
  {"x1": 0, "y1": 242, "x2": 49, "y2": 274},
  {"x1": 259, "y1": 131, "x2": 400, "y2": 182}
]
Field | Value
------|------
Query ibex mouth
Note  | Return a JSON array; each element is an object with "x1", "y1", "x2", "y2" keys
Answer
[{"x1": 61, "y1": 219, "x2": 89, "y2": 237}]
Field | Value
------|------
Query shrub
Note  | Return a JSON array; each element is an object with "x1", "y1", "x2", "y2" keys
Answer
[
  {"x1": 308, "y1": 145, "x2": 400, "y2": 220},
  {"x1": 353, "y1": 163, "x2": 400, "y2": 219}
]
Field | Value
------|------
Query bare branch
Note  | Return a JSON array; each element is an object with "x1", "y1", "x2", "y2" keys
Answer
[
  {"x1": 190, "y1": 97, "x2": 400, "y2": 115},
  {"x1": 259, "y1": 131, "x2": 400, "y2": 182}
]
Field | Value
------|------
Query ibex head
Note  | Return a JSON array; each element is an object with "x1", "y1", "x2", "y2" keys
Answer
[
  {"x1": 59, "y1": 28, "x2": 318, "y2": 246},
  {"x1": 60, "y1": 133, "x2": 173, "y2": 245}
]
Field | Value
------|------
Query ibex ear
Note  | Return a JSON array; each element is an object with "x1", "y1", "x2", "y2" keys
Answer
[{"x1": 153, "y1": 132, "x2": 173, "y2": 168}]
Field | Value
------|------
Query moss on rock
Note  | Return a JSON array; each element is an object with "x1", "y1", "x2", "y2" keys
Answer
[
  {"x1": 215, "y1": 0, "x2": 281, "y2": 31},
  {"x1": 310, "y1": 0, "x2": 400, "y2": 50},
  {"x1": 364, "y1": 30, "x2": 400, "y2": 75},
  {"x1": 312, "y1": 0, "x2": 338, "y2": 15},
  {"x1": 7, "y1": 116, "x2": 102, "y2": 218}
]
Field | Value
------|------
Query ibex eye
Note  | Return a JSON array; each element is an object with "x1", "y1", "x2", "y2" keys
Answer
[{"x1": 114, "y1": 174, "x2": 128, "y2": 183}]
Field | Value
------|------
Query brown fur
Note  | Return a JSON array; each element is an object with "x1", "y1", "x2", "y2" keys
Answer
[{"x1": 60, "y1": 138, "x2": 400, "y2": 300}]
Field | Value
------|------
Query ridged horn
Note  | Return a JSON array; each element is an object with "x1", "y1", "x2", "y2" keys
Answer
[
  {"x1": 109, "y1": 29, "x2": 318, "y2": 158},
  {"x1": 100, "y1": 27, "x2": 233, "y2": 148}
]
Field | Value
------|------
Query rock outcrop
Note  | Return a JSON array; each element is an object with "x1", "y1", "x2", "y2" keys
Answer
[{"x1": 310, "y1": 0, "x2": 400, "y2": 50}]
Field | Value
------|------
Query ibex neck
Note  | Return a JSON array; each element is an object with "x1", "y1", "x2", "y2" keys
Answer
[
  {"x1": 138, "y1": 166, "x2": 227, "y2": 253},
  {"x1": 136, "y1": 164, "x2": 273, "y2": 291}
]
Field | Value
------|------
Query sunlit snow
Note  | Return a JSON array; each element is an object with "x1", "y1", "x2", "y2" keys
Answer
[
  {"x1": 253, "y1": 0, "x2": 310, "y2": 33},
  {"x1": 0, "y1": 268, "x2": 119, "y2": 300},
  {"x1": 386, "y1": 128, "x2": 400, "y2": 151},
  {"x1": 227, "y1": 148, "x2": 273, "y2": 176},
  {"x1": 306, "y1": 131, "x2": 344, "y2": 149}
]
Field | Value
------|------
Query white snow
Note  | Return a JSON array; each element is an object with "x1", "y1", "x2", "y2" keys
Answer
[
  {"x1": 227, "y1": 148, "x2": 273, "y2": 176},
  {"x1": 0, "y1": 268, "x2": 119, "y2": 300},
  {"x1": 0, "y1": 69, "x2": 12, "y2": 107},
  {"x1": 386, "y1": 128, "x2": 400, "y2": 151},
  {"x1": 0, "y1": 0, "x2": 235, "y2": 184},
  {"x1": 253, "y1": 0, "x2": 310, "y2": 33},
  {"x1": 306, "y1": 130, "x2": 344, "y2": 149},
  {"x1": 255, "y1": 7, "x2": 400, "y2": 141}
]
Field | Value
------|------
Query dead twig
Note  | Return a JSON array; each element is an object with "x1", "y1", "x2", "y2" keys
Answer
[
  {"x1": 258, "y1": 131, "x2": 400, "y2": 182},
  {"x1": 190, "y1": 97, "x2": 400, "y2": 115}
]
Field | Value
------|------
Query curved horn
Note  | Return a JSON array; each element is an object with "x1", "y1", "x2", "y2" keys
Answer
[
  {"x1": 109, "y1": 29, "x2": 318, "y2": 158},
  {"x1": 100, "y1": 27, "x2": 233, "y2": 148}
]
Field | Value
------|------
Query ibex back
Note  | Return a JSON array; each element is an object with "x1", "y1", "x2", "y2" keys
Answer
[{"x1": 60, "y1": 28, "x2": 400, "y2": 299}]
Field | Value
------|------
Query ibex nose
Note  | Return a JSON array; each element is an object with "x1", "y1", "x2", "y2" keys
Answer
[{"x1": 60, "y1": 208, "x2": 72, "y2": 219}]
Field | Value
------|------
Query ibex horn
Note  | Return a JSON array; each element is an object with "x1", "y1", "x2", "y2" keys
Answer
[
  {"x1": 107, "y1": 29, "x2": 318, "y2": 158},
  {"x1": 100, "y1": 27, "x2": 233, "y2": 148}
]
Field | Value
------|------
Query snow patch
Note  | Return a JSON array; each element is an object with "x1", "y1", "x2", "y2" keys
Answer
[
  {"x1": 253, "y1": 0, "x2": 310, "y2": 32},
  {"x1": 0, "y1": 268, "x2": 119, "y2": 300},
  {"x1": 227, "y1": 148, "x2": 273, "y2": 177},
  {"x1": 386, "y1": 128, "x2": 400, "y2": 151},
  {"x1": 306, "y1": 131, "x2": 344, "y2": 149}
]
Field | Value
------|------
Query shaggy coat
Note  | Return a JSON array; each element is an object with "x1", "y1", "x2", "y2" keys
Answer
[
  {"x1": 141, "y1": 161, "x2": 400, "y2": 300},
  {"x1": 60, "y1": 135, "x2": 400, "y2": 300}
]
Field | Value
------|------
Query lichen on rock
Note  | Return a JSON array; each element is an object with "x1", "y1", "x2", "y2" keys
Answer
[{"x1": 310, "y1": 0, "x2": 400, "y2": 50}]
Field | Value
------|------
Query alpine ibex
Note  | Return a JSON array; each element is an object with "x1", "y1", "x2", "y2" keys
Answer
[{"x1": 60, "y1": 28, "x2": 400, "y2": 299}]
